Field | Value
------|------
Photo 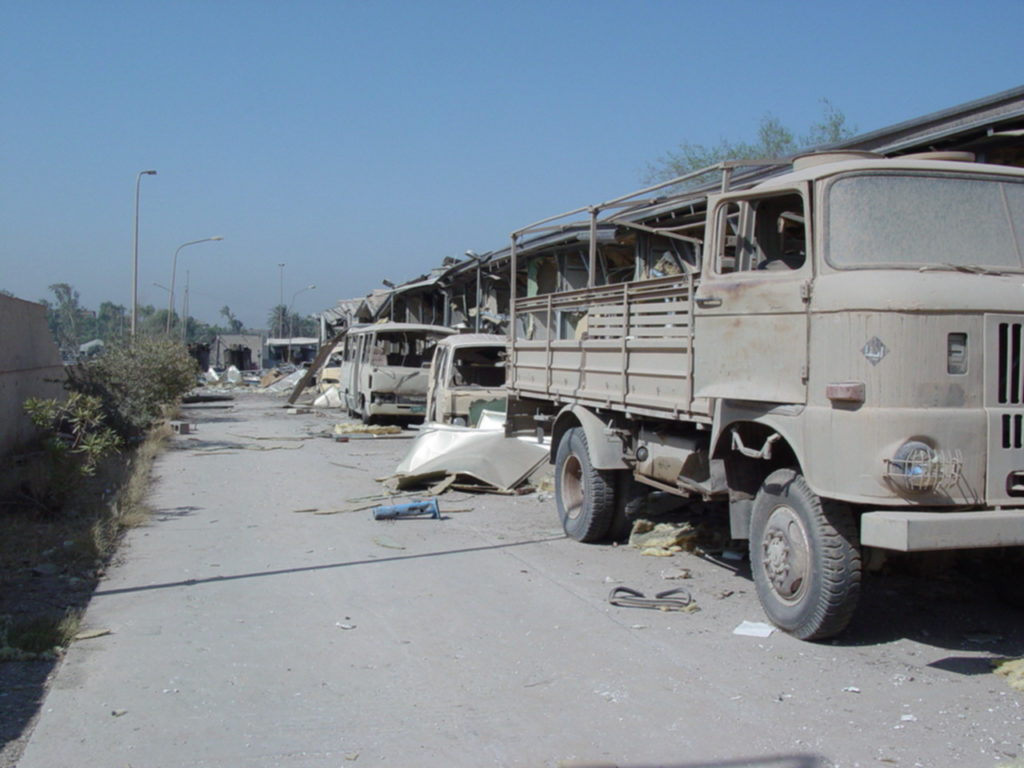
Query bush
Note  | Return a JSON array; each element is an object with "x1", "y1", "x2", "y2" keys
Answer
[
  {"x1": 68, "y1": 337, "x2": 199, "y2": 439},
  {"x1": 21, "y1": 392, "x2": 122, "y2": 512},
  {"x1": 23, "y1": 393, "x2": 122, "y2": 474}
]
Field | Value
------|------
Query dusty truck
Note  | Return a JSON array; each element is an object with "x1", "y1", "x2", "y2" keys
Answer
[
  {"x1": 505, "y1": 150, "x2": 1024, "y2": 640},
  {"x1": 341, "y1": 322, "x2": 455, "y2": 423},
  {"x1": 425, "y1": 333, "x2": 508, "y2": 425}
]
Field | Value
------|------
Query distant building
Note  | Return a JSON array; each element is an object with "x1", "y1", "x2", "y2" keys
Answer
[{"x1": 211, "y1": 333, "x2": 265, "y2": 370}]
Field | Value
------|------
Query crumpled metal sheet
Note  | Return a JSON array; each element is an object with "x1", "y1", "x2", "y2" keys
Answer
[
  {"x1": 390, "y1": 420, "x2": 549, "y2": 492},
  {"x1": 314, "y1": 385, "x2": 344, "y2": 408}
]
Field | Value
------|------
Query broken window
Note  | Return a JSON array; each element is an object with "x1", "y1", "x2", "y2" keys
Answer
[
  {"x1": 715, "y1": 193, "x2": 806, "y2": 274},
  {"x1": 449, "y1": 346, "x2": 506, "y2": 388}
]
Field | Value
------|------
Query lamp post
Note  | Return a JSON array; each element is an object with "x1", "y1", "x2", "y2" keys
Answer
[
  {"x1": 277, "y1": 263, "x2": 285, "y2": 338},
  {"x1": 167, "y1": 236, "x2": 223, "y2": 334},
  {"x1": 286, "y1": 284, "x2": 316, "y2": 363},
  {"x1": 181, "y1": 270, "x2": 190, "y2": 343},
  {"x1": 131, "y1": 170, "x2": 157, "y2": 339}
]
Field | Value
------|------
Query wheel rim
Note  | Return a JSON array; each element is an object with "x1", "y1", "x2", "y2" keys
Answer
[
  {"x1": 560, "y1": 454, "x2": 584, "y2": 520},
  {"x1": 761, "y1": 504, "x2": 811, "y2": 606}
]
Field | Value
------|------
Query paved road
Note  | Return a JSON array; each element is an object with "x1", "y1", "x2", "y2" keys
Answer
[{"x1": 16, "y1": 392, "x2": 1024, "y2": 767}]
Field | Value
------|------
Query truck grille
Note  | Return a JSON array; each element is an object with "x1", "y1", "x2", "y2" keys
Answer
[
  {"x1": 997, "y1": 321, "x2": 1024, "y2": 405},
  {"x1": 987, "y1": 316, "x2": 1024, "y2": 501}
]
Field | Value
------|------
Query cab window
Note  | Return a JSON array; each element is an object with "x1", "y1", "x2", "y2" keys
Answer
[{"x1": 715, "y1": 193, "x2": 806, "y2": 274}]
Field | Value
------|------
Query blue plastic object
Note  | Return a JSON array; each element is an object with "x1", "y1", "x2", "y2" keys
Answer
[{"x1": 372, "y1": 498, "x2": 441, "y2": 520}]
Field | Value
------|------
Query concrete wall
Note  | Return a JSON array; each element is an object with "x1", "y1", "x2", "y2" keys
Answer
[{"x1": 0, "y1": 295, "x2": 66, "y2": 456}]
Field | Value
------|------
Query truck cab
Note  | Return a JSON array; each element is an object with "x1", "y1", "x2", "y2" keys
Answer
[{"x1": 507, "y1": 151, "x2": 1024, "y2": 639}]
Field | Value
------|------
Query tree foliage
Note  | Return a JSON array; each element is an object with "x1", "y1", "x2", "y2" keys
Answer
[
  {"x1": 644, "y1": 99, "x2": 856, "y2": 185},
  {"x1": 220, "y1": 305, "x2": 244, "y2": 333},
  {"x1": 24, "y1": 393, "x2": 122, "y2": 478},
  {"x1": 267, "y1": 304, "x2": 316, "y2": 338},
  {"x1": 31, "y1": 283, "x2": 267, "y2": 350},
  {"x1": 67, "y1": 337, "x2": 199, "y2": 439}
]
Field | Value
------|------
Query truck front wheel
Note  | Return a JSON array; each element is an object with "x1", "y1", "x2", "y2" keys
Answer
[
  {"x1": 555, "y1": 427, "x2": 616, "y2": 542},
  {"x1": 750, "y1": 469, "x2": 861, "y2": 640}
]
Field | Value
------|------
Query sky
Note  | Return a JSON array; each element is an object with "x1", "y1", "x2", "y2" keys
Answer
[{"x1": 2, "y1": 0, "x2": 1023, "y2": 330}]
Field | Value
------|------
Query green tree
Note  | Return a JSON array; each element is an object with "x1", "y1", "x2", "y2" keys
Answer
[
  {"x1": 220, "y1": 305, "x2": 244, "y2": 333},
  {"x1": 45, "y1": 283, "x2": 93, "y2": 352},
  {"x1": 267, "y1": 304, "x2": 288, "y2": 338},
  {"x1": 644, "y1": 99, "x2": 856, "y2": 185},
  {"x1": 96, "y1": 301, "x2": 127, "y2": 342}
]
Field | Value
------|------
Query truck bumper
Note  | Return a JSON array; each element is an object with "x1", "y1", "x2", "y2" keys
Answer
[{"x1": 860, "y1": 509, "x2": 1024, "y2": 551}]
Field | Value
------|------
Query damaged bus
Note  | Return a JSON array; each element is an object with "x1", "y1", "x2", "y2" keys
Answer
[{"x1": 341, "y1": 322, "x2": 455, "y2": 424}]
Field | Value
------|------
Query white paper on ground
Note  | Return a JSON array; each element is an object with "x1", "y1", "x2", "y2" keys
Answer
[{"x1": 733, "y1": 620, "x2": 775, "y2": 637}]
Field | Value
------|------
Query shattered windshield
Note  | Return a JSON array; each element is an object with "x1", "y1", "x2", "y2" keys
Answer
[{"x1": 826, "y1": 173, "x2": 1024, "y2": 271}]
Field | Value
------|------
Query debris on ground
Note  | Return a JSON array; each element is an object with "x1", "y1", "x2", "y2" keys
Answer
[
  {"x1": 264, "y1": 369, "x2": 306, "y2": 393},
  {"x1": 314, "y1": 386, "x2": 344, "y2": 408},
  {"x1": 608, "y1": 586, "x2": 698, "y2": 613},
  {"x1": 372, "y1": 499, "x2": 441, "y2": 520},
  {"x1": 660, "y1": 567, "x2": 692, "y2": 580},
  {"x1": 229, "y1": 433, "x2": 313, "y2": 441},
  {"x1": 733, "y1": 620, "x2": 775, "y2": 637},
  {"x1": 73, "y1": 628, "x2": 111, "y2": 641},
  {"x1": 629, "y1": 520, "x2": 699, "y2": 555},
  {"x1": 260, "y1": 369, "x2": 287, "y2": 388},
  {"x1": 993, "y1": 658, "x2": 1024, "y2": 691},
  {"x1": 334, "y1": 422, "x2": 403, "y2": 437},
  {"x1": 385, "y1": 421, "x2": 548, "y2": 494}
]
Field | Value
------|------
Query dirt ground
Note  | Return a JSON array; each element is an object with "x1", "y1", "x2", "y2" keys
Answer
[{"x1": 4, "y1": 390, "x2": 1024, "y2": 768}]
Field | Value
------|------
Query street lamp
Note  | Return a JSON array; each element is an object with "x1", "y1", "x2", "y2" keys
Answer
[
  {"x1": 131, "y1": 169, "x2": 157, "y2": 339},
  {"x1": 167, "y1": 236, "x2": 224, "y2": 334},
  {"x1": 277, "y1": 263, "x2": 285, "y2": 337},
  {"x1": 286, "y1": 284, "x2": 316, "y2": 363}
]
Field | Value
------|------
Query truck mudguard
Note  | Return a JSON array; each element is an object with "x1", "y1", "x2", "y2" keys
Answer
[{"x1": 551, "y1": 405, "x2": 629, "y2": 471}]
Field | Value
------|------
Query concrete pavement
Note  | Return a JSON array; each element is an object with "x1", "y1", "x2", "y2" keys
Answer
[{"x1": 15, "y1": 392, "x2": 1023, "y2": 767}]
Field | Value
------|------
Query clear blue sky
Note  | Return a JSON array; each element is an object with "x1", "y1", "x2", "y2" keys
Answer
[{"x1": 3, "y1": 0, "x2": 1022, "y2": 329}]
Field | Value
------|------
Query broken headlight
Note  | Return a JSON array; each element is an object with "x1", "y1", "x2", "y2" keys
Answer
[{"x1": 884, "y1": 440, "x2": 962, "y2": 492}]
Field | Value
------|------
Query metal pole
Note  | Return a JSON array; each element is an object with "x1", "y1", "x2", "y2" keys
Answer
[
  {"x1": 131, "y1": 170, "x2": 157, "y2": 339},
  {"x1": 475, "y1": 262, "x2": 482, "y2": 333},
  {"x1": 181, "y1": 270, "x2": 190, "y2": 343},
  {"x1": 167, "y1": 237, "x2": 223, "y2": 334},
  {"x1": 277, "y1": 263, "x2": 285, "y2": 338}
]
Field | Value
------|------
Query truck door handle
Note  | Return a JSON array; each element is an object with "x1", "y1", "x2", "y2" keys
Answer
[{"x1": 695, "y1": 296, "x2": 722, "y2": 308}]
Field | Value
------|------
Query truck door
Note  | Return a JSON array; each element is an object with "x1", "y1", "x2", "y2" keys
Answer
[
  {"x1": 426, "y1": 344, "x2": 449, "y2": 422},
  {"x1": 344, "y1": 334, "x2": 365, "y2": 413},
  {"x1": 693, "y1": 188, "x2": 811, "y2": 404}
]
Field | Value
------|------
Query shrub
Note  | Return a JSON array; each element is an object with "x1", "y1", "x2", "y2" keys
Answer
[
  {"x1": 68, "y1": 337, "x2": 199, "y2": 439},
  {"x1": 22, "y1": 392, "x2": 122, "y2": 512}
]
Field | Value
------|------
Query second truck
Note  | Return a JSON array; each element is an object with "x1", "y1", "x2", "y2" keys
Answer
[{"x1": 504, "y1": 150, "x2": 1024, "y2": 640}]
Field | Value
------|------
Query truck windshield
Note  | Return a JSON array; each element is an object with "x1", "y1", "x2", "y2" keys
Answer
[{"x1": 826, "y1": 173, "x2": 1024, "y2": 271}]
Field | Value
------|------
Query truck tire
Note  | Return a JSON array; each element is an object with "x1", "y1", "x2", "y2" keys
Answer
[
  {"x1": 555, "y1": 427, "x2": 616, "y2": 542},
  {"x1": 359, "y1": 396, "x2": 374, "y2": 426},
  {"x1": 750, "y1": 468, "x2": 861, "y2": 640}
]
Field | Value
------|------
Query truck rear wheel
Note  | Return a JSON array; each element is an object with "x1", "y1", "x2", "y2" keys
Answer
[
  {"x1": 750, "y1": 469, "x2": 861, "y2": 640},
  {"x1": 555, "y1": 427, "x2": 616, "y2": 542}
]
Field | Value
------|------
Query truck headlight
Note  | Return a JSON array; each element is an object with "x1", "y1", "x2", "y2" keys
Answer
[{"x1": 884, "y1": 440, "x2": 963, "y2": 492}]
